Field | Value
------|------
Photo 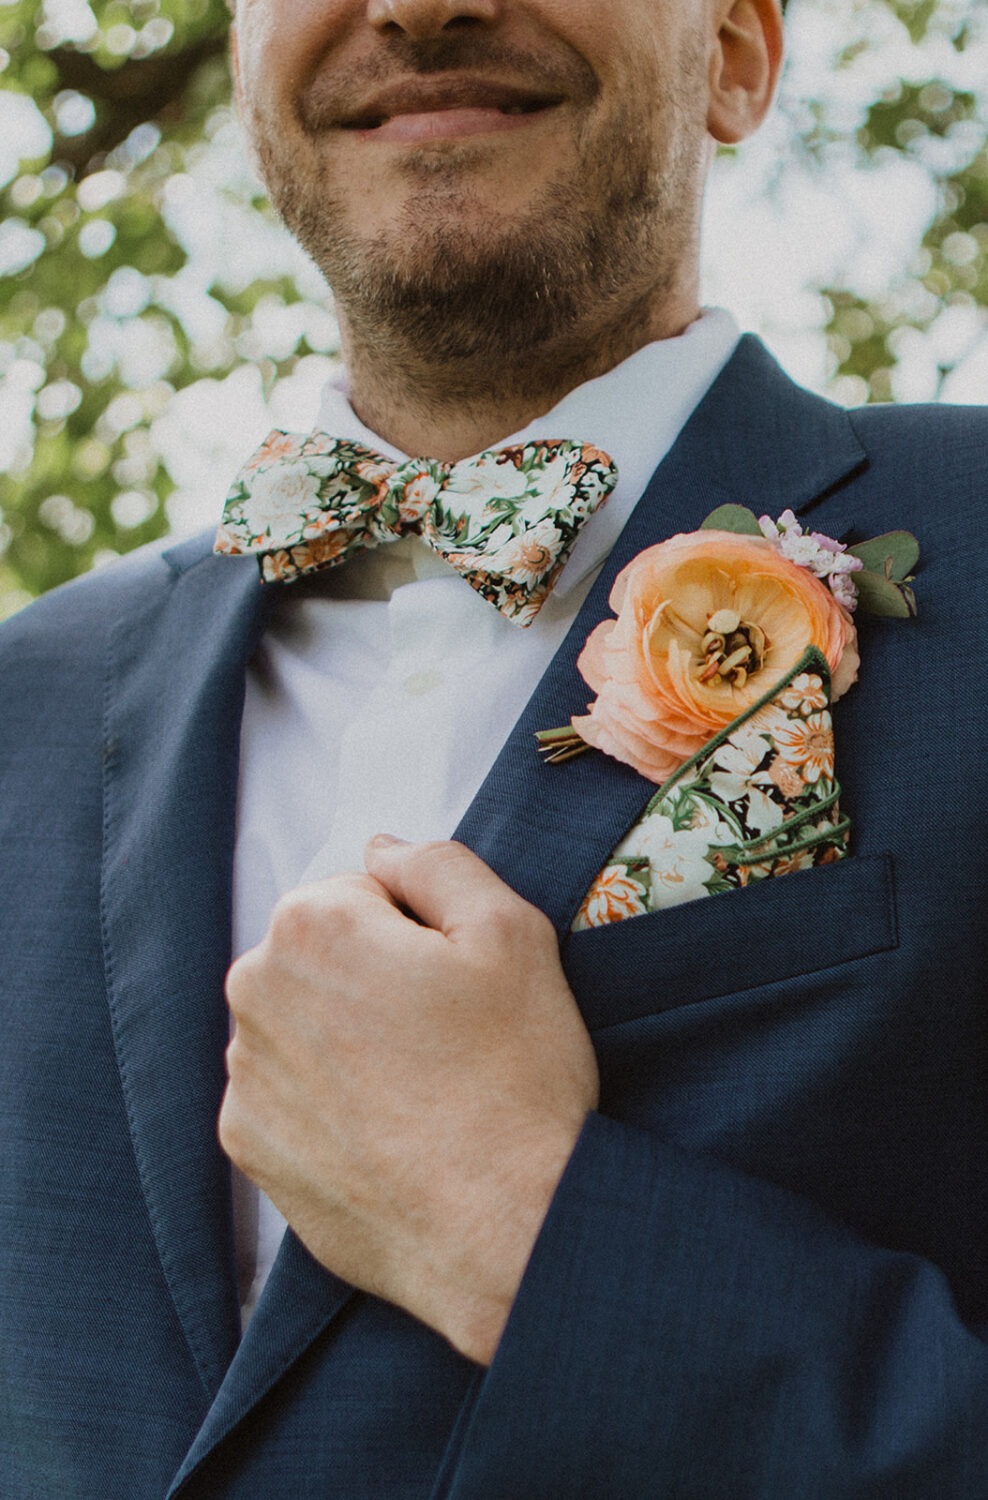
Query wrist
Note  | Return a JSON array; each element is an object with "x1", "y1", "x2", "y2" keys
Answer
[{"x1": 419, "y1": 1112, "x2": 587, "y2": 1365}]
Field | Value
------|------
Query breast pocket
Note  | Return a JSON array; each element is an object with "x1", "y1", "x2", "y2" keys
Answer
[{"x1": 561, "y1": 852, "x2": 898, "y2": 1032}]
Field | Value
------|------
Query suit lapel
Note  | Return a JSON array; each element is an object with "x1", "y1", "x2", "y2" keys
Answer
[
  {"x1": 101, "y1": 540, "x2": 271, "y2": 1399},
  {"x1": 454, "y1": 335, "x2": 867, "y2": 934},
  {"x1": 100, "y1": 540, "x2": 361, "y2": 1495},
  {"x1": 167, "y1": 1232, "x2": 355, "y2": 1497}
]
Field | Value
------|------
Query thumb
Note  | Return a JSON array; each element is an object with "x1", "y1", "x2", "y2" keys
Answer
[{"x1": 364, "y1": 836, "x2": 518, "y2": 938}]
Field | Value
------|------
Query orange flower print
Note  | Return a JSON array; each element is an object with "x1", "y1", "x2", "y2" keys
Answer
[
  {"x1": 212, "y1": 528, "x2": 240, "y2": 556},
  {"x1": 246, "y1": 431, "x2": 306, "y2": 471},
  {"x1": 574, "y1": 864, "x2": 649, "y2": 930},
  {"x1": 773, "y1": 712, "x2": 835, "y2": 783},
  {"x1": 304, "y1": 507, "x2": 348, "y2": 539},
  {"x1": 581, "y1": 445, "x2": 613, "y2": 471},
  {"x1": 767, "y1": 757, "x2": 804, "y2": 799},
  {"x1": 218, "y1": 435, "x2": 615, "y2": 621},
  {"x1": 510, "y1": 573, "x2": 562, "y2": 627},
  {"x1": 260, "y1": 548, "x2": 296, "y2": 583},
  {"x1": 490, "y1": 520, "x2": 564, "y2": 588},
  {"x1": 398, "y1": 469, "x2": 442, "y2": 524},
  {"x1": 354, "y1": 458, "x2": 395, "y2": 488},
  {"x1": 749, "y1": 848, "x2": 817, "y2": 880},
  {"x1": 779, "y1": 672, "x2": 829, "y2": 715},
  {"x1": 260, "y1": 530, "x2": 352, "y2": 583},
  {"x1": 294, "y1": 531, "x2": 352, "y2": 570}
]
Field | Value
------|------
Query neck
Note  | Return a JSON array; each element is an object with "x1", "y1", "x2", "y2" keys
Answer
[{"x1": 338, "y1": 285, "x2": 701, "y2": 462}]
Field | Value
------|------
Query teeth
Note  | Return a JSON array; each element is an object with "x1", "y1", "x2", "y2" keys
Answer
[{"x1": 348, "y1": 99, "x2": 548, "y2": 127}]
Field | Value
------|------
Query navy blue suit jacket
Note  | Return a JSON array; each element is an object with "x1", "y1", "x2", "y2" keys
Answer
[{"x1": 2, "y1": 338, "x2": 988, "y2": 1497}]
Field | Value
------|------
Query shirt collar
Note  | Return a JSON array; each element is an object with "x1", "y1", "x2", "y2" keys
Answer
[{"x1": 315, "y1": 307, "x2": 741, "y2": 597}]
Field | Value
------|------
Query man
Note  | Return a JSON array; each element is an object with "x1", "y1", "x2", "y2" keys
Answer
[{"x1": 2, "y1": 0, "x2": 987, "y2": 1495}]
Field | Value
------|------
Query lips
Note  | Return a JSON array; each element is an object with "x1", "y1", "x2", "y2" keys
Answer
[{"x1": 339, "y1": 77, "x2": 563, "y2": 133}]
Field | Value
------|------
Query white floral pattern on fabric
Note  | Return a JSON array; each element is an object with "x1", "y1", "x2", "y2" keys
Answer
[
  {"x1": 242, "y1": 465, "x2": 324, "y2": 545},
  {"x1": 215, "y1": 432, "x2": 618, "y2": 625},
  {"x1": 572, "y1": 651, "x2": 850, "y2": 930}
]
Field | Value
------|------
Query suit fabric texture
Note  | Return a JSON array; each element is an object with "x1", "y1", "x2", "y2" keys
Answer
[{"x1": 2, "y1": 337, "x2": 988, "y2": 1498}]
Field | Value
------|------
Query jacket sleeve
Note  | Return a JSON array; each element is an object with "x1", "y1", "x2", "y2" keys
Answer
[{"x1": 443, "y1": 1111, "x2": 988, "y2": 1499}]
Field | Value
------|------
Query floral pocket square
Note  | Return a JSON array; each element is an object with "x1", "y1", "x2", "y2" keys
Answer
[{"x1": 573, "y1": 654, "x2": 849, "y2": 930}]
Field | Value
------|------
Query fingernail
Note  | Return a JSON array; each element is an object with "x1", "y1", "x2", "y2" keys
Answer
[{"x1": 367, "y1": 833, "x2": 409, "y2": 849}]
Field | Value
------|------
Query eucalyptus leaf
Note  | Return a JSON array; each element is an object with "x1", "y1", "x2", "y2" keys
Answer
[
  {"x1": 853, "y1": 568, "x2": 918, "y2": 618},
  {"x1": 847, "y1": 532, "x2": 920, "y2": 582},
  {"x1": 701, "y1": 505, "x2": 764, "y2": 536}
]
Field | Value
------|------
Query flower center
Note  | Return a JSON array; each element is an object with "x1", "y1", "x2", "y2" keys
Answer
[{"x1": 697, "y1": 608, "x2": 768, "y2": 688}]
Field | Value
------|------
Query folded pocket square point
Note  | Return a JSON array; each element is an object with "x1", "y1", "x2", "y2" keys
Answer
[{"x1": 573, "y1": 652, "x2": 851, "y2": 932}]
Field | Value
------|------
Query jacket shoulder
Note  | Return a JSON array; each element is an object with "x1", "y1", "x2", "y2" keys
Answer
[
  {"x1": 840, "y1": 400, "x2": 988, "y2": 535},
  {"x1": 0, "y1": 532, "x2": 209, "y2": 665},
  {"x1": 847, "y1": 398, "x2": 988, "y2": 462}
]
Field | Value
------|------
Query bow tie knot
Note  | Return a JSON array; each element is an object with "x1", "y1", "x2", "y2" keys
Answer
[{"x1": 215, "y1": 432, "x2": 617, "y2": 625}]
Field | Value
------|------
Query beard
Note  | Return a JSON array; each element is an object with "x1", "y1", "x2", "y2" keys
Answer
[{"x1": 251, "y1": 33, "x2": 706, "y2": 401}]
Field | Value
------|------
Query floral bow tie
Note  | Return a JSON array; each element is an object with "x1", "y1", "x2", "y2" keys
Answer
[{"x1": 214, "y1": 430, "x2": 618, "y2": 625}]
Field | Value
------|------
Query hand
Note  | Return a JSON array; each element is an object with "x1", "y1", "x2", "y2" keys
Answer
[{"x1": 219, "y1": 837, "x2": 599, "y2": 1365}]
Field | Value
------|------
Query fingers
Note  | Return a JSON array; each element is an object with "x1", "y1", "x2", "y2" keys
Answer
[
  {"x1": 227, "y1": 869, "x2": 402, "y2": 1015},
  {"x1": 364, "y1": 835, "x2": 551, "y2": 945}
]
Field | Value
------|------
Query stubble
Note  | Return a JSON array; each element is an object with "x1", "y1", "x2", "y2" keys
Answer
[{"x1": 251, "y1": 31, "x2": 707, "y2": 412}]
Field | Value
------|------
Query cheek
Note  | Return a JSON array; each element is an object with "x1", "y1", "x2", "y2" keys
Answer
[
  {"x1": 539, "y1": 1, "x2": 671, "y2": 93},
  {"x1": 236, "y1": 0, "x2": 352, "y2": 111}
]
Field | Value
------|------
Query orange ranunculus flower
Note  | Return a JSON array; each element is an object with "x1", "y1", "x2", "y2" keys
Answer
[{"x1": 572, "y1": 530, "x2": 859, "y2": 784}]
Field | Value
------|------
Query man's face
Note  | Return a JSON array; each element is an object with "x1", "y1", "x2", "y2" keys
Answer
[{"x1": 234, "y1": 1, "x2": 716, "y2": 363}]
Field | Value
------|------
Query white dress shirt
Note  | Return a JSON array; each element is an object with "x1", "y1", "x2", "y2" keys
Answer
[{"x1": 230, "y1": 307, "x2": 740, "y2": 1322}]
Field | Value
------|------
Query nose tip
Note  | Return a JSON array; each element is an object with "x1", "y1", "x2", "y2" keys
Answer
[{"x1": 366, "y1": 0, "x2": 499, "y2": 41}]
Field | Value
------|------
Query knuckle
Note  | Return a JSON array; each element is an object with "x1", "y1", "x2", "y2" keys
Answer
[
  {"x1": 268, "y1": 876, "x2": 374, "y2": 952},
  {"x1": 415, "y1": 839, "x2": 471, "y2": 876},
  {"x1": 524, "y1": 903, "x2": 556, "y2": 948},
  {"x1": 225, "y1": 947, "x2": 263, "y2": 1018},
  {"x1": 484, "y1": 894, "x2": 534, "y2": 946},
  {"x1": 217, "y1": 1088, "x2": 250, "y2": 1168},
  {"x1": 392, "y1": 840, "x2": 452, "y2": 882},
  {"x1": 269, "y1": 887, "x2": 322, "y2": 950},
  {"x1": 486, "y1": 895, "x2": 556, "y2": 958},
  {"x1": 440, "y1": 838, "x2": 476, "y2": 869}
]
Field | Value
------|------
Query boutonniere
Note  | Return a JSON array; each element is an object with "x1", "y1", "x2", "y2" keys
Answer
[
  {"x1": 537, "y1": 506, "x2": 919, "y2": 929},
  {"x1": 537, "y1": 505, "x2": 918, "y2": 781}
]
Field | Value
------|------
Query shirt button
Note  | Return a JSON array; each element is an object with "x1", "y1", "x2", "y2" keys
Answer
[{"x1": 402, "y1": 669, "x2": 441, "y2": 696}]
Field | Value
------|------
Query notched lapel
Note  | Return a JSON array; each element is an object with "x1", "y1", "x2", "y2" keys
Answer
[
  {"x1": 454, "y1": 336, "x2": 868, "y2": 936},
  {"x1": 101, "y1": 542, "x2": 270, "y2": 1400},
  {"x1": 167, "y1": 1233, "x2": 356, "y2": 1497}
]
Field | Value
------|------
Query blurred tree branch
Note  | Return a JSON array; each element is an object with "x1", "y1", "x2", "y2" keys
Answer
[{"x1": 48, "y1": 35, "x2": 230, "y2": 172}]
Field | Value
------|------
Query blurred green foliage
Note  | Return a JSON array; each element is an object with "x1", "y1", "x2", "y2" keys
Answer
[
  {"x1": 817, "y1": 23, "x2": 988, "y2": 406},
  {"x1": 0, "y1": 0, "x2": 323, "y2": 611},
  {"x1": 0, "y1": 0, "x2": 986, "y2": 611}
]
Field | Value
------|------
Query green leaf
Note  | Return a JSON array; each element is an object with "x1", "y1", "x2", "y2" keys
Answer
[
  {"x1": 853, "y1": 568, "x2": 918, "y2": 618},
  {"x1": 700, "y1": 504, "x2": 763, "y2": 536},
  {"x1": 847, "y1": 531, "x2": 920, "y2": 582}
]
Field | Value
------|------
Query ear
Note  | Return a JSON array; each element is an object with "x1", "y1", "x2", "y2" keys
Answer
[
  {"x1": 707, "y1": 0, "x2": 784, "y2": 146},
  {"x1": 229, "y1": 22, "x2": 244, "y2": 116},
  {"x1": 228, "y1": 23, "x2": 265, "y2": 180}
]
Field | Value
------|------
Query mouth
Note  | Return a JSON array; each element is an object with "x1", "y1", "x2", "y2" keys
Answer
[{"x1": 339, "y1": 77, "x2": 564, "y2": 139}]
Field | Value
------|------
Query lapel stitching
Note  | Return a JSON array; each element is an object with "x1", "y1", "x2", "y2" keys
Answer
[{"x1": 99, "y1": 551, "x2": 270, "y2": 1401}]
